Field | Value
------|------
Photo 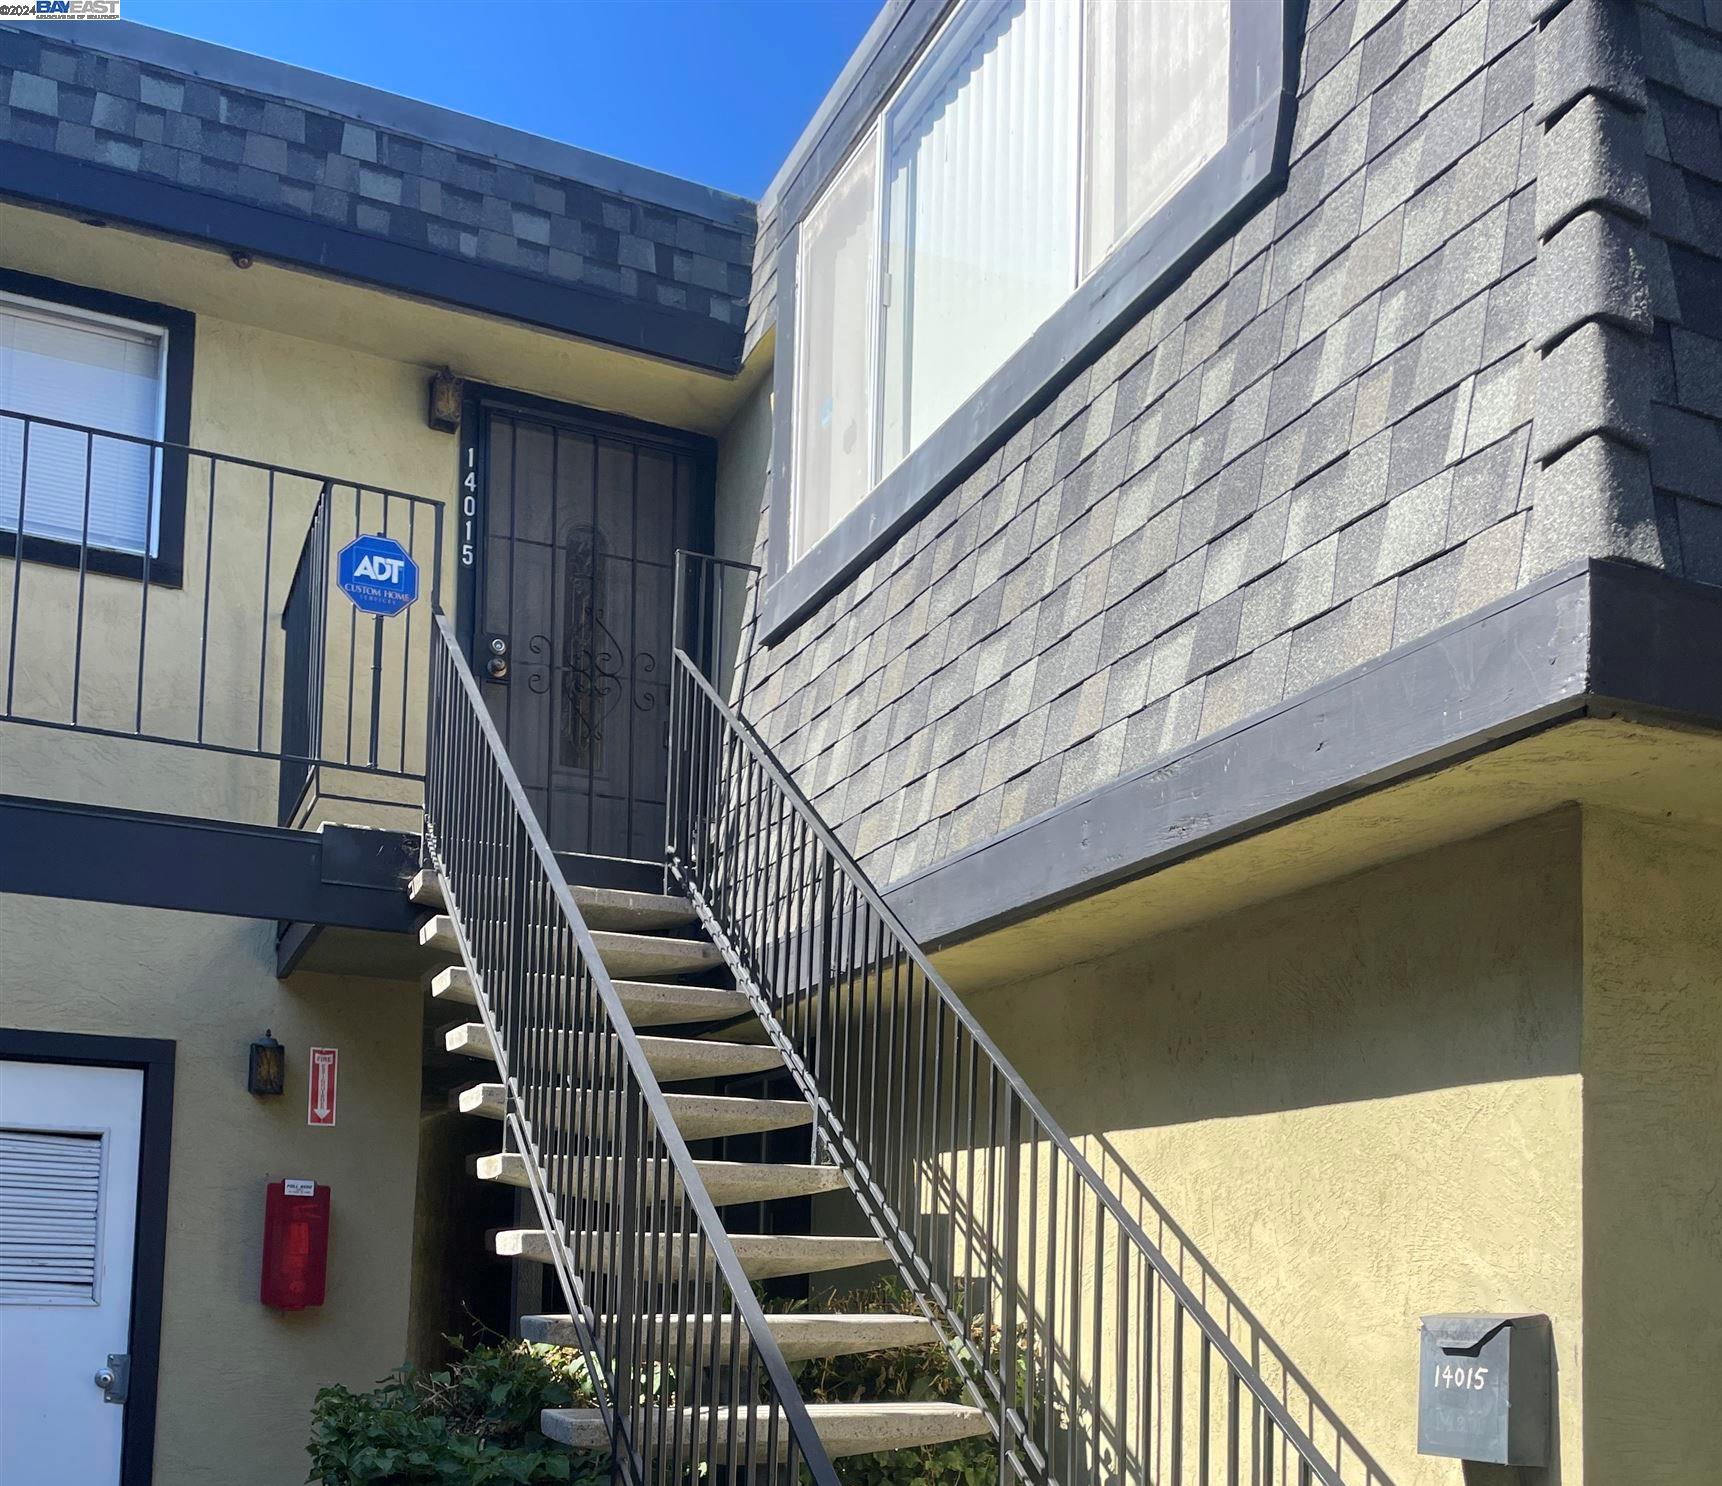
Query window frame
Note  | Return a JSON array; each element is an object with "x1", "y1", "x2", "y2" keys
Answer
[
  {"x1": 762, "y1": 0, "x2": 1298, "y2": 642},
  {"x1": 0, "y1": 268, "x2": 195, "y2": 587}
]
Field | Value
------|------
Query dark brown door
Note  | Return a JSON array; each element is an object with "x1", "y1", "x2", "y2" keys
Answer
[{"x1": 477, "y1": 403, "x2": 708, "y2": 860}]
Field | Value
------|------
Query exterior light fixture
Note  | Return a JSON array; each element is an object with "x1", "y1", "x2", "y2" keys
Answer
[
  {"x1": 428, "y1": 367, "x2": 464, "y2": 433},
  {"x1": 248, "y1": 1030, "x2": 285, "y2": 1096}
]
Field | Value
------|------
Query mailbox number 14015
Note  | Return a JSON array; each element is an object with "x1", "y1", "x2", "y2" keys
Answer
[{"x1": 1432, "y1": 1362, "x2": 1490, "y2": 1391}]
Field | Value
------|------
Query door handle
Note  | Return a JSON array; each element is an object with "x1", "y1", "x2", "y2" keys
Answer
[
  {"x1": 95, "y1": 1353, "x2": 129, "y2": 1404},
  {"x1": 484, "y1": 633, "x2": 510, "y2": 682}
]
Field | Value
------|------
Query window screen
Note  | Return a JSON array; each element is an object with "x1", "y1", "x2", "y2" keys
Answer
[
  {"x1": 0, "y1": 291, "x2": 167, "y2": 557},
  {"x1": 0, "y1": 1128, "x2": 104, "y2": 1305}
]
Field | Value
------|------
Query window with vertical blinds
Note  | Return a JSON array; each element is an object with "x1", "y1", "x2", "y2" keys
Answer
[
  {"x1": 0, "y1": 1128, "x2": 104, "y2": 1305},
  {"x1": 789, "y1": 0, "x2": 1233, "y2": 562},
  {"x1": 793, "y1": 129, "x2": 880, "y2": 561},
  {"x1": 880, "y1": 0, "x2": 1079, "y2": 472},
  {"x1": 0, "y1": 290, "x2": 167, "y2": 557}
]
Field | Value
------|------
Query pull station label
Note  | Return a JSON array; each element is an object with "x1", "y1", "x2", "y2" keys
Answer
[{"x1": 284, "y1": 1179, "x2": 316, "y2": 1197}]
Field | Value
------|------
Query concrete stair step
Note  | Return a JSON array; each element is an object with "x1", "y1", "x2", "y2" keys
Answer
[
  {"x1": 591, "y1": 930, "x2": 724, "y2": 979},
  {"x1": 572, "y1": 884, "x2": 698, "y2": 933},
  {"x1": 419, "y1": 914, "x2": 459, "y2": 956},
  {"x1": 612, "y1": 979, "x2": 750, "y2": 1026},
  {"x1": 660, "y1": 1092, "x2": 812, "y2": 1140},
  {"x1": 455, "y1": 1082, "x2": 506, "y2": 1119},
  {"x1": 409, "y1": 868, "x2": 445, "y2": 910},
  {"x1": 454, "y1": 1084, "x2": 810, "y2": 1140},
  {"x1": 541, "y1": 1402, "x2": 988, "y2": 1459},
  {"x1": 636, "y1": 1034, "x2": 782, "y2": 1082},
  {"x1": 476, "y1": 1152, "x2": 847, "y2": 1205},
  {"x1": 409, "y1": 871, "x2": 699, "y2": 939},
  {"x1": 429, "y1": 968, "x2": 743, "y2": 1027},
  {"x1": 521, "y1": 1310, "x2": 937, "y2": 1363},
  {"x1": 494, "y1": 1229, "x2": 888, "y2": 1281},
  {"x1": 428, "y1": 965, "x2": 477, "y2": 1004},
  {"x1": 445, "y1": 1021, "x2": 495, "y2": 1060},
  {"x1": 426, "y1": 919, "x2": 724, "y2": 982},
  {"x1": 443, "y1": 1024, "x2": 780, "y2": 1081}
]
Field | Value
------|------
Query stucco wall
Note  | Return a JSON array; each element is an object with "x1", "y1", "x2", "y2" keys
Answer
[
  {"x1": 712, "y1": 370, "x2": 774, "y2": 698},
  {"x1": 1580, "y1": 809, "x2": 1722, "y2": 1485},
  {"x1": 960, "y1": 813, "x2": 1586, "y2": 1484},
  {"x1": 1, "y1": 893, "x2": 424, "y2": 1486}
]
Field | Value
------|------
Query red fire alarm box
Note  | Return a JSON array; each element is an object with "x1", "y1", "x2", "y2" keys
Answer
[{"x1": 261, "y1": 1178, "x2": 329, "y2": 1309}]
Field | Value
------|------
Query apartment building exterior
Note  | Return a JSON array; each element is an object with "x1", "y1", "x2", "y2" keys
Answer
[{"x1": 1, "y1": 1, "x2": 1719, "y2": 1483}]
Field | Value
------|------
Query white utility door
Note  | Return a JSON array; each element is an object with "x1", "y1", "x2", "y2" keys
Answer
[{"x1": 0, "y1": 1059, "x2": 144, "y2": 1485}]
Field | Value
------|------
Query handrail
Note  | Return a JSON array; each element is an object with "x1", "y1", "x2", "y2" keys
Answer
[
  {"x1": 667, "y1": 557, "x2": 1368, "y2": 1486},
  {"x1": 2, "y1": 404, "x2": 441, "y2": 504},
  {"x1": 423, "y1": 611, "x2": 840, "y2": 1486}
]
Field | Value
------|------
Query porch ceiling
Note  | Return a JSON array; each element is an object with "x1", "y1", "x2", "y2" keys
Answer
[{"x1": 0, "y1": 201, "x2": 758, "y2": 436}]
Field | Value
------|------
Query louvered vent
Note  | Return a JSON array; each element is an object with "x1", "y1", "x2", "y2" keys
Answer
[{"x1": 0, "y1": 1128, "x2": 103, "y2": 1304}]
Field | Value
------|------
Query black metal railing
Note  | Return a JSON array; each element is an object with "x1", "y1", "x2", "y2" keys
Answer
[
  {"x1": 0, "y1": 408, "x2": 442, "y2": 825},
  {"x1": 422, "y1": 611, "x2": 840, "y2": 1485},
  {"x1": 667, "y1": 554, "x2": 1373, "y2": 1486}
]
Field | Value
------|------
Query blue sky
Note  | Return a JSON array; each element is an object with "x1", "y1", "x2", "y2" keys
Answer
[{"x1": 125, "y1": 0, "x2": 883, "y2": 200}]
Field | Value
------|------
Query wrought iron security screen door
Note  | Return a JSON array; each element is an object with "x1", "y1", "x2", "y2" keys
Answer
[{"x1": 476, "y1": 403, "x2": 709, "y2": 859}]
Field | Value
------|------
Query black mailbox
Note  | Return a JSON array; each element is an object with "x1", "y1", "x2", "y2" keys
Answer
[{"x1": 1417, "y1": 1314, "x2": 1551, "y2": 1465}]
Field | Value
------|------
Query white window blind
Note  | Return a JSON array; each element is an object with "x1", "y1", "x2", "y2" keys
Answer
[
  {"x1": 792, "y1": 128, "x2": 880, "y2": 560},
  {"x1": 0, "y1": 1128, "x2": 104, "y2": 1305},
  {"x1": 880, "y1": 0, "x2": 1079, "y2": 470},
  {"x1": 1082, "y1": 0, "x2": 1231, "y2": 276},
  {"x1": 0, "y1": 291, "x2": 166, "y2": 557}
]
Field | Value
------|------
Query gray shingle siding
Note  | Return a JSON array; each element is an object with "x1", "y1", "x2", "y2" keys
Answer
[
  {"x1": 1640, "y1": 0, "x2": 1722, "y2": 581},
  {"x1": 737, "y1": 0, "x2": 1671, "y2": 895},
  {"x1": 0, "y1": 23, "x2": 753, "y2": 341}
]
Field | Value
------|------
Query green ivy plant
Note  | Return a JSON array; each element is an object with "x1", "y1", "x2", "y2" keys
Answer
[{"x1": 306, "y1": 1337, "x2": 609, "y2": 1485}]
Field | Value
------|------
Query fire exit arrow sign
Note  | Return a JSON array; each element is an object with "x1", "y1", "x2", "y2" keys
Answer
[{"x1": 308, "y1": 1047, "x2": 338, "y2": 1127}]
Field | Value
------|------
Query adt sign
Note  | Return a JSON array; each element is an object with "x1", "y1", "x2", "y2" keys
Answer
[{"x1": 337, "y1": 534, "x2": 419, "y2": 617}]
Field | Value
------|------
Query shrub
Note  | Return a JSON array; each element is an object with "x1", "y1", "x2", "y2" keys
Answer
[
  {"x1": 775, "y1": 1278, "x2": 1013, "y2": 1486},
  {"x1": 306, "y1": 1337, "x2": 608, "y2": 1485}
]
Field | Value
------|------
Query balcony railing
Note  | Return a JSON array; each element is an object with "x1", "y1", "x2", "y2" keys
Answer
[{"x1": 0, "y1": 409, "x2": 443, "y2": 825}]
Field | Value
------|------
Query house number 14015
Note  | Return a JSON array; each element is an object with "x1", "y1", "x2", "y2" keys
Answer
[
  {"x1": 461, "y1": 446, "x2": 477, "y2": 566},
  {"x1": 1432, "y1": 1362, "x2": 1490, "y2": 1390}
]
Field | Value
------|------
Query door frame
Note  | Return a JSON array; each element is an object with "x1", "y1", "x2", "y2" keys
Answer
[
  {"x1": 453, "y1": 383, "x2": 718, "y2": 669},
  {"x1": 0, "y1": 1028, "x2": 175, "y2": 1486}
]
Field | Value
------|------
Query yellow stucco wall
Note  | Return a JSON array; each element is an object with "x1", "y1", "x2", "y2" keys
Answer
[
  {"x1": 1580, "y1": 810, "x2": 1722, "y2": 1485},
  {"x1": 0, "y1": 224, "x2": 473, "y2": 1479},
  {"x1": 1, "y1": 893, "x2": 424, "y2": 1486},
  {"x1": 960, "y1": 812, "x2": 1587, "y2": 1484}
]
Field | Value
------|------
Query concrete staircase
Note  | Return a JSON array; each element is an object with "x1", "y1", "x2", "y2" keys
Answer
[{"x1": 410, "y1": 866, "x2": 988, "y2": 1467}]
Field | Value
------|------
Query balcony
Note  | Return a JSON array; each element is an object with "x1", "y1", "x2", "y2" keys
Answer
[{"x1": 0, "y1": 408, "x2": 447, "y2": 967}]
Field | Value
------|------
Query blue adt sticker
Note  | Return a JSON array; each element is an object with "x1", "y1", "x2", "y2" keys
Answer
[{"x1": 337, "y1": 534, "x2": 419, "y2": 617}]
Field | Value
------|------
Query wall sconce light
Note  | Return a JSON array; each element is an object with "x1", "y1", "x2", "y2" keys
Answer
[
  {"x1": 427, "y1": 368, "x2": 464, "y2": 433},
  {"x1": 248, "y1": 1031, "x2": 285, "y2": 1097}
]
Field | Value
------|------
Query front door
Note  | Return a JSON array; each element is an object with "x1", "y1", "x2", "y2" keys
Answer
[
  {"x1": 0, "y1": 1059, "x2": 144, "y2": 1485},
  {"x1": 476, "y1": 402, "x2": 710, "y2": 860}
]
